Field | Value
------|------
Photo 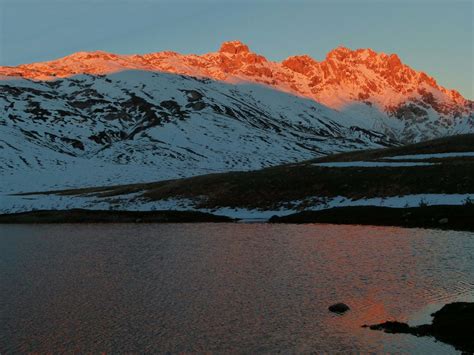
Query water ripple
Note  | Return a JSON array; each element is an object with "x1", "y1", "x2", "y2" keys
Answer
[{"x1": 0, "y1": 223, "x2": 472, "y2": 353}]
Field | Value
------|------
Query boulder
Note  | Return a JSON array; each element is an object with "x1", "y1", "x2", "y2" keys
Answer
[{"x1": 328, "y1": 303, "x2": 350, "y2": 314}]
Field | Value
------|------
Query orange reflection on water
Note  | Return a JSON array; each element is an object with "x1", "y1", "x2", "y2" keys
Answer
[{"x1": 2, "y1": 223, "x2": 472, "y2": 353}]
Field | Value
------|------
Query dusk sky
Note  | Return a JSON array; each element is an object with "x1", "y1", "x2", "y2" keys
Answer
[{"x1": 1, "y1": 0, "x2": 472, "y2": 98}]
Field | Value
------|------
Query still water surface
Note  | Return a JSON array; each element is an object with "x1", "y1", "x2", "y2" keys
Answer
[{"x1": 1, "y1": 223, "x2": 473, "y2": 353}]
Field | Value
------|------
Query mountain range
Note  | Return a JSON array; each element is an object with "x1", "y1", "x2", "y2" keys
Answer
[{"x1": 0, "y1": 41, "x2": 472, "y2": 196}]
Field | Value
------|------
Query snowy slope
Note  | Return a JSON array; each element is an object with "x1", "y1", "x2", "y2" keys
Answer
[{"x1": 0, "y1": 70, "x2": 392, "y2": 193}]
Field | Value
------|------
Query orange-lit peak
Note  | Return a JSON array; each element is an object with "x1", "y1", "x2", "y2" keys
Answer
[
  {"x1": 386, "y1": 53, "x2": 402, "y2": 69},
  {"x1": 326, "y1": 46, "x2": 385, "y2": 62},
  {"x1": 283, "y1": 54, "x2": 317, "y2": 64},
  {"x1": 282, "y1": 55, "x2": 318, "y2": 75},
  {"x1": 218, "y1": 41, "x2": 251, "y2": 55},
  {"x1": 61, "y1": 50, "x2": 118, "y2": 60},
  {"x1": 326, "y1": 45, "x2": 352, "y2": 59},
  {"x1": 354, "y1": 47, "x2": 377, "y2": 55}
]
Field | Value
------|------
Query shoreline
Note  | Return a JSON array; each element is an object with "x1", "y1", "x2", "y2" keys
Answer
[
  {"x1": 364, "y1": 302, "x2": 474, "y2": 353},
  {"x1": 269, "y1": 204, "x2": 474, "y2": 232},
  {"x1": 1, "y1": 205, "x2": 474, "y2": 231},
  {"x1": 0, "y1": 209, "x2": 235, "y2": 224}
]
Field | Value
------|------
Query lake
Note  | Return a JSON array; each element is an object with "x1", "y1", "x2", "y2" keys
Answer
[{"x1": 1, "y1": 223, "x2": 473, "y2": 353}]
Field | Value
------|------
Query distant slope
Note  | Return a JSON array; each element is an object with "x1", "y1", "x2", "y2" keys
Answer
[
  {"x1": 0, "y1": 71, "x2": 391, "y2": 194},
  {"x1": 3, "y1": 134, "x2": 473, "y2": 216}
]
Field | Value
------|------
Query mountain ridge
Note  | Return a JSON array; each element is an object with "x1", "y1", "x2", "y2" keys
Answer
[
  {"x1": 2, "y1": 41, "x2": 471, "y2": 143},
  {"x1": 0, "y1": 41, "x2": 472, "y2": 198},
  {"x1": 1, "y1": 40, "x2": 469, "y2": 106}
]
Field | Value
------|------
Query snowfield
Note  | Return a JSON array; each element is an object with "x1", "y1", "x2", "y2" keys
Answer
[
  {"x1": 386, "y1": 152, "x2": 474, "y2": 160},
  {"x1": 0, "y1": 71, "x2": 394, "y2": 196}
]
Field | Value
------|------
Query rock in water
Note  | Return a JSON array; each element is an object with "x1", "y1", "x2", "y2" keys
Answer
[
  {"x1": 429, "y1": 302, "x2": 474, "y2": 351},
  {"x1": 363, "y1": 302, "x2": 474, "y2": 353},
  {"x1": 362, "y1": 321, "x2": 413, "y2": 334},
  {"x1": 328, "y1": 303, "x2": 350, "y2": 314}
]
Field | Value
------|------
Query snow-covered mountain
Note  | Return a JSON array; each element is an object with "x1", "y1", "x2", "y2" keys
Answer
[
  {"x1": 0, "y1": 41, "x2": 472, "y2": 194},
  {"x1": 2, "y1": 40, "x2": 472, "y2": 139}
]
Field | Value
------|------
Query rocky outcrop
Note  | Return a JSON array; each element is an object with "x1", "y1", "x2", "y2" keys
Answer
[
  {"x1": 218, "y1": 40, "x2": 251, "y2": 55},
  {"x1": 363, "y1": 302, "x2": 474, "y2": 353}
]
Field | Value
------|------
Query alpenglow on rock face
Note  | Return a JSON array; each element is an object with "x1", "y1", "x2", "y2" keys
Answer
[
  {"x1": 2, "y1": 40, "x2": 472, "y2": 141},
  {"x1": 0, "y1": 41, "x2": 472, "y2": 194}
]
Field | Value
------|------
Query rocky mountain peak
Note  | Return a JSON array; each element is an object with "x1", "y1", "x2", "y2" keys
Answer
[
  {"x1": 325, "y1": 45, "x2": 353, "y2": 60},
  {"x1": 218, "y1": 41, "x2": 251, "y2": 55},
  {"x1": 282, "y1": 55, "x2": 318, "y2": 75}
]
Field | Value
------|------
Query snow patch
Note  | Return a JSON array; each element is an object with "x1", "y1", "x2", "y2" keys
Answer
[{"x1": 386, "y1": 152, "x2": 474, "y2": 160}]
